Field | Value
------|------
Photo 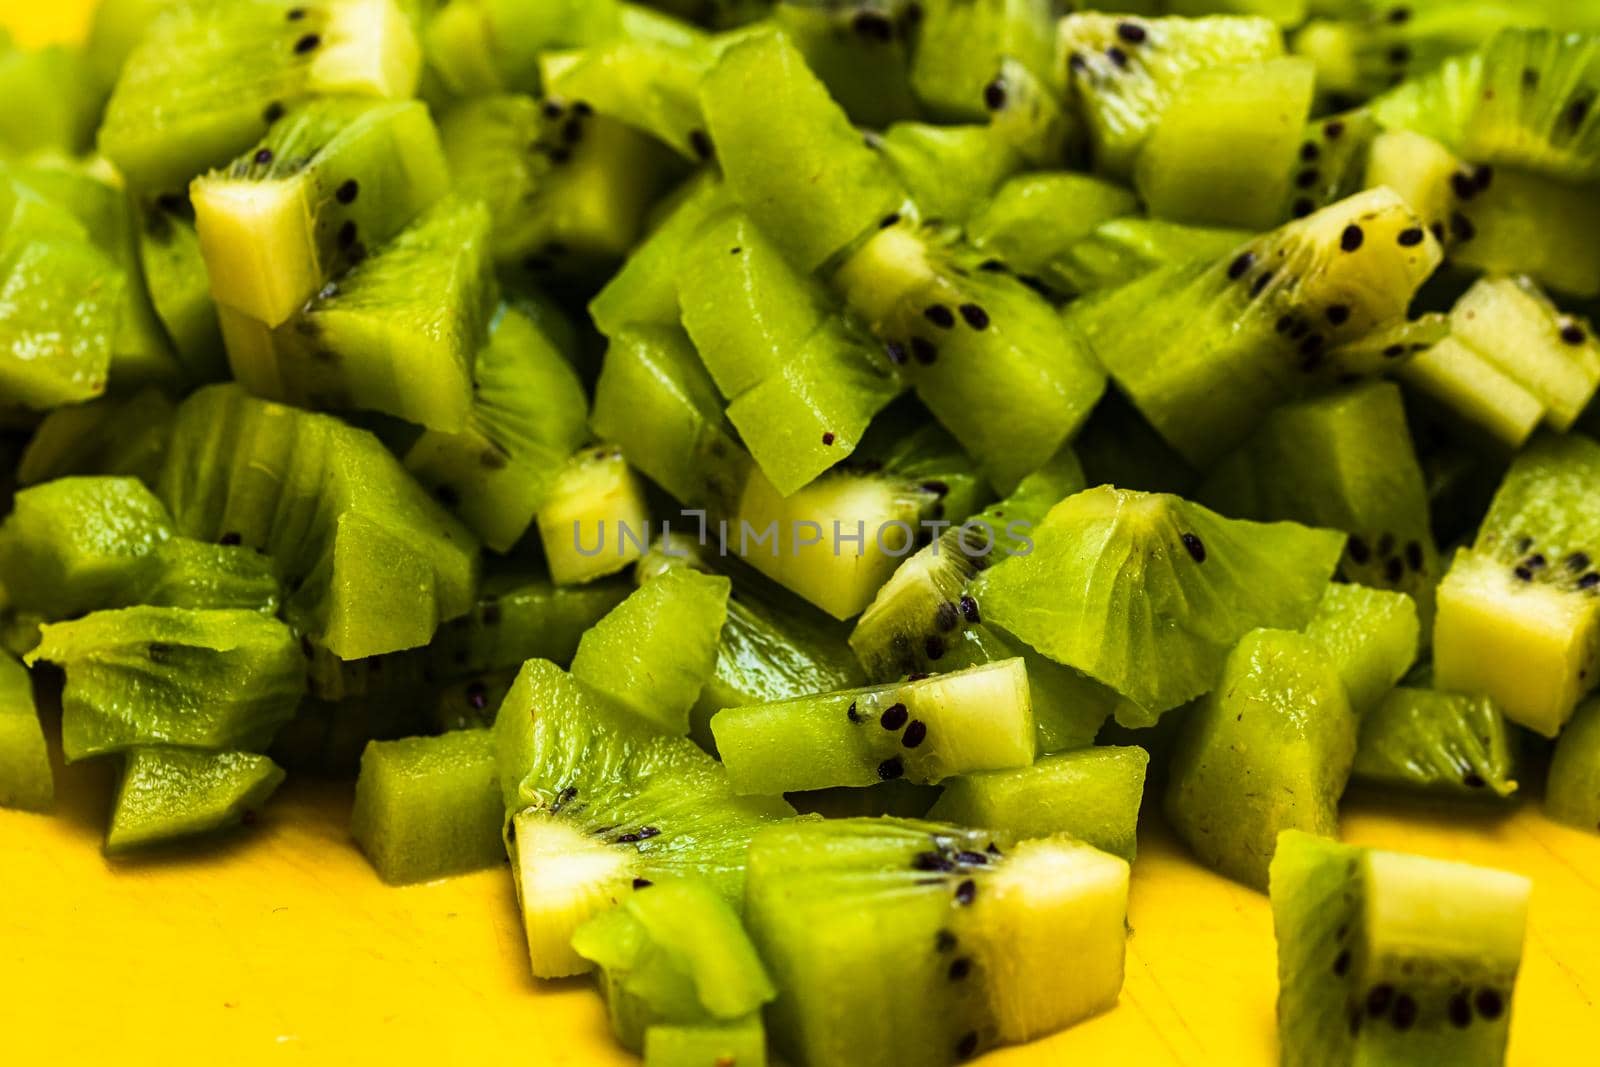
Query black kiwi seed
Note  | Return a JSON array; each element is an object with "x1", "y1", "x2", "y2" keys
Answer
[
  {"x1": 1406, "y1": 541, "x2": 1424, "y2": 571},
  {"x1": 1367, "y1": 984, "x2": 1395, "y2": 1016},
  {"x1": 1326, "y1": 304, "x2": 1351, "y2": 326},
  {"x1": 1397, "y1": 227, "x2": 1425, "y2": 247},
  {"x1": 1450, "y1": 171, "x2": 1480, "y2": 200},
  {"x1": 1383, "y1": 343, "x2": 1406, "y2": 357},
  {"x1": 1475, "y1": 989, "x2": 1505, "y2": 1020},
  {"x1": 1514, "y1": 565, "x2": 1534, "y2": 582},
  {"x1": 1181, "y1": 532, "x2": 1206, "y2": 563},
  {"x1": 925, "y1": 304, "x2": 956, "y2": 329},
  {"x1": 912, "y1": 851, "x2": 955, "y2": 872},
  {"x1": 219, "y1": 531, "x2": 243, "y2": 546},
  {"x1": 1340, "y1": 224, "x2": 1364, "y2": 252},
  {"x1": 1348, "y1": 536, "x2": 1371, "y2": 564},
  {"x1": 955, "y1": 1032, "x2": 978, "y2": 1060},
  {"x1": 1388, "y1": 44, "x2": 1411, "y2": 66},
  {"x1": 1067, "y1": 52, "x2": 1089, "y2": 75},
  {"x1": 1516, "y1": 536, "x2": 1534, "y2": 553},
  {"x1": 960, "y1": 595, "x2": 981, "y2": 624},
  {"x1": 335, "y1": 179, "x2": 359, "y2": 205},
  {"x1": 1567, "y1": 96, "x2": 1592, "y2": 130},
  {"x1": 1385, "y1": 558, "x2": 1405, "y2": 583},
  {"x1": 878, "y1": 757, "x2": 905, "y2": 781},
  {"x1": 632, "y1": 878, "x2": 652, "y2": 889},
  {"x1": 821, "y1": 432, "x2": 836, "y2": 446},
  {"x1": 689, "y1": 129, "x2": 713, "y2": 160},
  {"x1": 1332, "y1": 950, "x2": 1351, "y2": 976},
  {"x1": 902, "y1": 721, "x2": 928, "y2": 749},
  {"x1": 847, "y1": 701, "x2": 863, "y2": 723},
  {"x1": 1296, "y1": 170, "x2": 1320, "y2": 190},
  {"x1": 1526, "y1": 553, "x2": 1547, "y2": 571},
  {"x1": 1106, "y1": 46, "x2": 1128, "y2": 68},
  {"x1": 1474, "y1": 164, "x2": 1494, "y2": 192},
  {"x1": 959, "y1": 304, "x2": 990, "y2": 330},
  {"x1": 885, "y1": 341, "x2": 908, "y2": 365},
  {"x1": 1561, "y1": 322, "x2": 1587, "y2": 345},
  {"x1": 1451, "y1": 212, "x2": 1477, "y2": 241},
  {"x1": 954, "y1": 879, "x2": 977, "y2": 905},
  {"x1": 935, "y1": 602, "x2": 961, "y2": 632},
  {"x1": 925, "y1": 635, "x2": 946, "y2": 661},
  {"x1": 983, "y1": 78, "x2": 1007, "y2": 111},
  {"x1": 1300, "y1": 142, "x2": 1320, "y2": 162},
  {"x1": 1324, "y1": 120, "x2": 1346, "y2": 140},
  {"x1": 948, "y1": 958, "x2": 972, "y2": 981},
  {"x1": 1116, "y1": 21, "x2": 1147, "y2": 44},
  {"x1": 253, "y1": 148, "x2": 274, "y2": 165},
  {"x1": 936, "y1": 930, "x2": 958, "y2": 952},
  {"x1": 911, "y1": 337, "x2": 938, "y2": 364},
  {"x1": 880, "y1": 212, "x2": 901, "y2": 230},
  {"x1": 1430, "y1": 221, "x2": 1447, "y2": 242},
  {"x1": 1251, "y1": 271, "x2": 1275, "y2": 298},
  {"x1": 288, "y1": 7, "x2": 307, "y2": 20},
  {"x1": 1391, "y1": 994, "x2": 1418, "y2": 1031},
  {"x1": 1448, "y1": 992, "x2": 1473, "y2": 1028},
  {"x1": 1292, "y1": 198, "x2": 1314, "y2": 218},
  {"x1": 880, "y1": 703, "x2": 909, "y2": 730},
  {"x1": 293, "y1": 33, "x2": 320, "y2": 54},
  {"x1": 1463, "y1": 771, "x2": 1487, "y2": 788},
  {"x1": 337, "y1": 220, "x2": 358, "y2": 249},
  {"x1": 1567, "y1": 552, "x2": 1592, "y2": 572},
  {"x1": 1388, "y1": 5, "x2": 1411, "y2": 23},
  {"x1": 1227, "y1": 251, "x2": 1256, "y2": 280}
]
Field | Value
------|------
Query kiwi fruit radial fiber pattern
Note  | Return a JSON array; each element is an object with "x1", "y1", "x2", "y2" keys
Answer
[{"x1": 11, "y1": 1, "x2": 1600, "y2": 1064}]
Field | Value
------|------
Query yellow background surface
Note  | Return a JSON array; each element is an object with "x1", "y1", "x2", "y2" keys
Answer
[{"x1": 3, "y1": 3, "x2": 1600, "y2": 1064}]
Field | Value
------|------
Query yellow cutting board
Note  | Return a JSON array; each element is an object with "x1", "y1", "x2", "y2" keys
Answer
[{"x1": 4, "y1": 4, "x2": 1600, "y2": 1064}]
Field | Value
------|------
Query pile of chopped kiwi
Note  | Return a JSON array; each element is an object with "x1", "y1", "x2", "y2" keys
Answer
[{"x1": 9, "y1": 0, "x2": 1600, "y2": 1062}]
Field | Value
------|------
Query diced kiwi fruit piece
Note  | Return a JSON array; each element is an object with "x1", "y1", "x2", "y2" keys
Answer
[
  {"x1": 571, "y1": 878, "x2": 776, "y2": 1053},
  {"x1": 0, "y1": 40, "x2": 97, "y2": 155},
  {"x1": 746, "y1": 818, "x2": 1129, "y2": 1065},
  {"x1": 1546, "y1": 694, "x2": 1600, "y2": 830},
  {"x1": 1166, "y1": 628, "x2": 1356, "y2": 889},
  {"x1": 138, "y1": 198, "x2": 226, "y2": 383},
  {"x1": 1201, "y1": 382, "x2": 1441, "y2": 624},
  {"x1": 422, "y1": 0, "x2": 620, "y2": 95},
  {"x1": 1302, "y1": 583, "x2": 1421, "y2": 714},
  {"x1": 850, "y1": 447, "x2": 1084, "y2": 680},
  {"x1": 441, "y1": 93, "x2": 677, "y2": 270},
  {"x1": 859, "y1": 417, "x2": 993, "y2": 530},
  {"x1": 426, "y1": 573, "x2": 629, "y2": 682},
  {"x1": 1287, "y1": 108, "x2": 1378, "y2": 220},
  {"x1": 138, "y1": 538, "x2": 282, "y2": 614},
  {"x1": 27, "y1": 606, "x2": 305, "y2": 762},
  {"x1": 772, "y1": 0, "x2": 919, "y2": 129},
  {"x1": 679, "y1": 208, "x2": 900, "y2": 494},
  {"x1": 590, "y1": 325, "x2": 751, "y2": 512},
  {"x1": 221, "y1": 194, "x2": 492, "y2": 433},
  {"x1": 1398, "y1": 336, "x2": 1547, "y2": 449},
  {"x1": 0, "y1": 476, "x2": 174, "y2": 619},
  {"x1": 350, "y1": 729, "x2": 503, "y2": 884},
  {"x1": 1077, "y1": 188, "x2": 1442, "y2": 466},
  {"x1": 100, "y1": 0, "x2": 422, "y2": 193},
  {"x1": 571, "y1": 568, "x2": 731, "y2": 734},
  {"x1": 538, "y1": 17, "x2": 714, "y2": 159},
  {"x1": 965, "y1": 173, "x2": 1139, "y2": 292},
  {"x1": 1050, "y1": 215, "x2": 1252, "y2": 295},
  {"x1": 699, "y1": 30, "x2": 903, "y2": 273},
  {"x1": 536, "y1": 445, "x2": 651, "y2": 587},
  {"x1": 1270, "y1": 830, "x2": 1531, "y2": 1067},
  {"x1": 1137, "y1": 58, "x2": 1316, "y2": 229},
  {"x1": 405, "y1": 303, "x2": 588, "y2": 551},
  {"x1": 1453, "y1": 168, "x2": 1600, "y2": 298},
  {"x1": 1433, "y1": 433, "x2": 1600, "y2": 736},
  {"x1": 731, "y1": 465, "x2": 927, "y2": 621},
  {"x1": 193, "y1": 97, "x2": 450, "y2": 327},
  {"x1": 1448, "y1": 275, "x2": 1600, "y2": 430},
  {"x1": 928, "y1": 746, "x2": 1148, "y2": 863},
  {"x1": 107, "y1": 746, "x2": 286, "y2": 853},
  {"x1": 590, "y1": 173, "x2": 728, "y2": 337},
  {"x1": 161, "y1": 384, "x2": 479, "y2": 659},
  {"x1": 834, "y1": 220, "x2": 1106, "y2": 492},
  {"x1": 85, "y1": 0, "x2": 178, "y2": 90},
  {"x1": 493, "y1": 658, "x2": 793, "y2": 977},
  {"x1": 1363, "y1": 127, "x2": 1461, "y2": 237},
  {"x1": 982, "y1": 56, "x2": 1077, "y2": 169},
  {"x1": 874, "y1": 121, "x2": 1023, "y2": 225},
  {"x1": 643, "y1": 1017, "x2": 767, "y2": 1067},
  {"x1": 0, "y1": 234, "x2": 123, "y2": 410},
  {"x1": 907, "y1": 0, "x2": 1054, "y2": 121},
  {"x1": 1354, "y1": 686, "x2": 1519, "y2": 798},
  {"x1": 0, "y1": 653, "x2": 52, "y2": 813},
  {"x1": 974, "y1": 486, "x2": 1344, "y2": 721},
  {"x1": 714, "y1": 659, "x2": 1033, "y2": 793},
  {"x1": 1058, "y1": 12, "x2": 1283, "y2": 176},
  {"x1": 17, "y1": 389, "x2": 173, "y2": 490}
]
